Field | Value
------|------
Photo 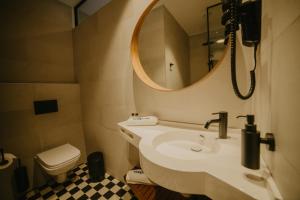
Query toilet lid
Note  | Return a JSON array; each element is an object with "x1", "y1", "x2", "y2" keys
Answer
[{"x1": 37, "y1": 144, "x2": 80, "y2": 168}]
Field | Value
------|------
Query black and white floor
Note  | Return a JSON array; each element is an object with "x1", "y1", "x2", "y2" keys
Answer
[{"x1": 25, "y1": 163, "x2": 136, "y2": 200}]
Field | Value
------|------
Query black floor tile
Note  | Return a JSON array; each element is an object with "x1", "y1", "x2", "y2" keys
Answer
[{"x1": 25, "y1": 163, "x2": 135, "y2": 200}]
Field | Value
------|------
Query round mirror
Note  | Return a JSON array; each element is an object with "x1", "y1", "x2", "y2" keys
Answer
[{"x1": 131, "y1": 0, "x2": 227, "y2": 91}]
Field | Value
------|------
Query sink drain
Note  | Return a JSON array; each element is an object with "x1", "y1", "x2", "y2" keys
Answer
[{"x1": 191, "y1": 146, "x2": 202, "y2": 152}]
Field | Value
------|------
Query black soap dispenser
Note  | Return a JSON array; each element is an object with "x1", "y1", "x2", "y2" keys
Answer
[
  {"x1": 237, "y1": 115, "x2": 275, "y2": 170},
  {"x1": 237, "y1": 115, "x2": 260, "y2": 169}
]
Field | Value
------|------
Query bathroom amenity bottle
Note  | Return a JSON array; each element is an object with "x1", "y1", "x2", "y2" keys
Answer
[{"x1": 237, "y1": 115, "x2": 260, "y2": 169}]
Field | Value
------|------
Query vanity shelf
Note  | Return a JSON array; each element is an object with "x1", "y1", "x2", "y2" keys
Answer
[{"x1": 129, "y1": 183, "x2": 186, "y2": 200}]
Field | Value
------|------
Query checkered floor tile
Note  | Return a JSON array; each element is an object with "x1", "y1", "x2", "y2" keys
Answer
[{"x1": 25, "y1": 163, "x2": 137, "y2": 200}]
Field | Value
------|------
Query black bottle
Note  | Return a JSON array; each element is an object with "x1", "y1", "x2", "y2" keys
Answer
[{"x1": 238, "y1": 115, "x2": 260, "y2": 170}]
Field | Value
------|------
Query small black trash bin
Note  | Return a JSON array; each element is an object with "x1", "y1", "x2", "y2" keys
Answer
[{"x1": 87, "y1": 152, "x2": 105, "y2": 182}]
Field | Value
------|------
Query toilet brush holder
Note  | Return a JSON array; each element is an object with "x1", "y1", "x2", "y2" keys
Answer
[
  {"x1": 14, "y1": 159, "x2": 29, "y2": 193},
  {"x1": 0, "y1": 148, "x2": 9, "y2": 166}
]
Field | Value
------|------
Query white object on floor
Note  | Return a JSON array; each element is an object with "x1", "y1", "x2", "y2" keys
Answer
[
  {"x1": 36, "y1": 143, "x2": 80, "y2": 183},
  {"x1": 126, "y1": 169, "x2": 155, "y2": 185},
  {"x1": 126, "y1": 116, "x2": 158, "y2": 126}
]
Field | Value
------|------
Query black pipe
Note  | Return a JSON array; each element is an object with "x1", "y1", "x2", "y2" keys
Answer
[{"x1": 229, "y1": 0, "x2": 256, "y2": 100}]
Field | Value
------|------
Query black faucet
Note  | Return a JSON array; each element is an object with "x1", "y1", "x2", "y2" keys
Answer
[{"x1": 204, "y1": 112, "x2": 228, "y2": 139}]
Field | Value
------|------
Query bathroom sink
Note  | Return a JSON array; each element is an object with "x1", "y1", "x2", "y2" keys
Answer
[
  {"x1": 152, "y1": 131, "x2": 219, "y2": 160},
  {"x1": 118, "y1": 122, "x2": 281, "y2": 200},
  {"x1": 138, "y1": 129, "x2": 227, "y2": 196},
  {"x1": 138, "y1": 129, "x2": 266, "y2": 199}
]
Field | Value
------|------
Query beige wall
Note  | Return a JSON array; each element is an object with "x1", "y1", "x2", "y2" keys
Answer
[
  {"x1": 189, "y1": 33, "x2": 209, "y2": 83},
  {"x1": 134, "y1": 32, "x2": 249, "y2": 128},
  {"x1": 73, "y1": 0, "x2": 300, "y2": 198},
  {"x1": 0, "y1": 0, "x2": 75, "y2": 83},
  {"x1": 73, "y1": 0, "x2": 140, "y2": 180},
  {"x1": 138, "y1": 6, "x2": 166, "y2": 86},
  {"x1": 0, "y1": 83, "x2": 86, "y2": 188},
  {"x1": 164, "y1": 7, "x2": 190, "y2": 89},
  {"x1": 252, "y1": 0, "x2": 300, "y2": 199},
  {"x1": 136, "y1": 1, "x2": 300, "y2": 198},
  {"x1": 139, "y1": 6, "x2": 190, "y2": 89},
  {"x1": 0, "y1": 0, "x2": 86, "y2": 191},
  {"x1": 73, "y1": 0, "x2": 248, "y2": 180}
]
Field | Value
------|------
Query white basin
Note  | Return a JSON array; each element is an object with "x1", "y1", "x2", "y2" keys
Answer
[
  {"x1": 153, "y1": 131, "x2": 219, "y2": 160},
  {"x1": 138, "y1": 128, "x2": 269, "y2": 200},
  {"x1": 118, "y1": 122, "x2": 282, "y2": 200}
]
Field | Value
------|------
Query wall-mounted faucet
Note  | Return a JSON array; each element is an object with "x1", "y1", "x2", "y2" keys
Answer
[{"x1": 204, "y1": 111, "x2": 228, "y2": 139}]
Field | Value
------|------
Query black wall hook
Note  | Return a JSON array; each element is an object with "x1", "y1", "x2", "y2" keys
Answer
[{"x1": 260, "y1": 133, "x2": 275, "y2": 151}]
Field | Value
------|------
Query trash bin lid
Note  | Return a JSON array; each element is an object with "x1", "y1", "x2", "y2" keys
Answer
[{"x1": 88, "y1": 152, "x2": 103, "y2": 161}]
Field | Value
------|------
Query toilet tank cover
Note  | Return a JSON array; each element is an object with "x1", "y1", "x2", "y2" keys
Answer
[{"x1": 37, "y1": 144, "x2": 80, "y2": 168}]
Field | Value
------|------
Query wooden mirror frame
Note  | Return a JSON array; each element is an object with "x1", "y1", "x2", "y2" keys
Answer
[{"x1": 130, "y1": 0, "x2": 229, "y2": 92}]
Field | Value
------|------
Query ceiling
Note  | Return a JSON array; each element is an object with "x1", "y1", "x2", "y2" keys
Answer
[
  {"x1": 58, "y1": 0, "x2": 223, "y2": 35},
  {"x1": 58, "y1": 0, "x2": 81, "y2": 7},
  {"x1": 78, "y1": 0, "x2": 111, "y2": 15},
  {"x1": 155, "y1": 0, "x2": 222, "y2": 36},
  {"x1": 58, "y1": 0, "x2": 111, "y2": 15}
]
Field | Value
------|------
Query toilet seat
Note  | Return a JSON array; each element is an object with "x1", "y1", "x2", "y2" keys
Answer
[
  {"x1": 37, "y1": 144, "x2": 80, "y2": 169},
  {"x1": 38, "y1": 154, "x2": 81, "y2": 171}
]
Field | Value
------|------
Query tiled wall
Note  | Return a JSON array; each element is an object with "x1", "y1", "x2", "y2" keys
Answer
[
  {"x1": 0, "y1": 0, "x2": 74, "y2": 83},
  {"x1": 139, "y1": 5, "x2": 191, "y2": 89},
  {"x1": 189, "y1": 33, "x2": 209, "y2": 83},
  {"x1": 73, "y1": 0, "x2": 140, "y2": 180},
  {"x1": 253, "y1": 1, "x2": 300, "y2": 199},
  {"x1": 73, "y1": 0, "x2": 249, "y2": 182},
  {"x1": 0, "y1": 83, "x2": 87, "y2": 188},
  {"x1": 164, "y1": 6, "x2": 190, "y2": 89},
  {"x1": 133, "y1": 33, "x2": 250, "y2": 128},
  {"x1": 74, "y1": 0, "x2": 299, "y2": 198},
  {"x1": 0, "y1": 0, "x2": 85, "y2": 190},
  {"x1": 139, "y1": 6, "x2": 166, "y2": 87}
]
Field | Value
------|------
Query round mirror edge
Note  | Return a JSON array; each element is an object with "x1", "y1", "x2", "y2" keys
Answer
[
  {"x1": 131, "y1": 0, "x2": 171, "y2": 91},
  {"x1": 130, "y1": 0, "x2": 229, "y2": 92}
]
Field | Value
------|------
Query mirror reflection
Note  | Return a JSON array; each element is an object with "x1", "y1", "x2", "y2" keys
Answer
[{"x1": 138, "y1": 0, "x2": 226, "y2": 90}]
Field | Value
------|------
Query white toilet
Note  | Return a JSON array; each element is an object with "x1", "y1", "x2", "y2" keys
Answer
[{"x1": 36, "y1": 143, "x2": 81, "y2": 183}]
